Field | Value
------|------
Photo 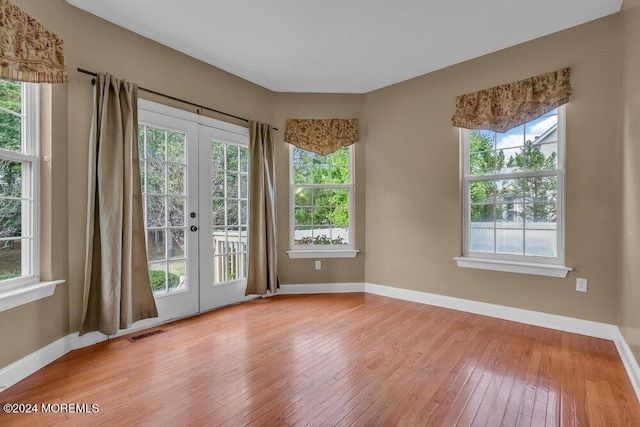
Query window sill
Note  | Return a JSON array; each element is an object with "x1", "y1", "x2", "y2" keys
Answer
[
  {"x1": 453, "y1": 257, "x2": 572, "y2": 278},
  {"x1": 287, "y1": 249, "x2": 359, "y2": 259},
  {"x1": 0, "y1": 280, "x2": 66, "y2": 313}
]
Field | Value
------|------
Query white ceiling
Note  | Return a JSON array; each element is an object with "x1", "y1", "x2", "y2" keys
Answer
[{"x1": 66, "y1": 0, "x2": 623, "y2": 94}]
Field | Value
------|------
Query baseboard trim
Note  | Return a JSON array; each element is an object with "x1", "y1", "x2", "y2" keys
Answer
[
  {"x1": 613, "y1": 327, "x2": 640, "y2": 402},
  {"x1": 279, "y1": 283, "x2": 365, "y2": 294}
]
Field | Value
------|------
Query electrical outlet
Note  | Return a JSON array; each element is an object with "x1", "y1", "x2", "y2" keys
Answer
[
  {"x1": 315, "y1": 260, "x2": 321, "y2": 270},
  {"x1": 576, "y1": 278, "x2": 588, "y2": 292}
]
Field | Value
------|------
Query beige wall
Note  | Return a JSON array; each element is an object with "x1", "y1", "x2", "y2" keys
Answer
[
  {"x1": 364, "y1": 14, "x2": 622, "y2": 323},
  {"x1": 3, "y1": 0, "x2": 639, "y2": 370},
  {"x1": 274, "y1": 94, "x2": 366, "y2": 284},
  {"x1": 0, "y1": 0, "x2": 275, "y2": 368},
  {"x1": 620, "y1": 5, "x2": 640, "y2": 361}
]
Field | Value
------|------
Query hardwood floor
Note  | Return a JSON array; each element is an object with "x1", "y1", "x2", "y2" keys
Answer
[{"x1": 1, "y1": 293, "x2": 639, "y2": 426}]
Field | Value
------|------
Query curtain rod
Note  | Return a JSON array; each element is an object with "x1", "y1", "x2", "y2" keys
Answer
[{"x1": 77, "y1": 68, "x2": 278, "y2": 131}]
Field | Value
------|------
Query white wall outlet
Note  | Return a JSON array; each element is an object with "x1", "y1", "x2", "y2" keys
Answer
[
  {"x1": 315, "y1": 260, "x2": 321, "y2": 270},
  {"x1": 576, "y1": 278, "x2": 588, "y2": 292}
]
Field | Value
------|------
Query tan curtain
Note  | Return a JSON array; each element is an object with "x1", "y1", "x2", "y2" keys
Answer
[
  {"x1": 81, "y1": 73, "x2": 157, "y2": 336},
  {"x1": 451, "y1": 67, "x2": 570, "y2": 132},
  {"x1": 246, "y1": 121, "x2": 278, "y2": 295},
  {"x1": 285, "y1": 118, "x2": 359, "y2": 156},
  {"x1": 0, "y1": 0, "x2": 67, "y2": 83}
]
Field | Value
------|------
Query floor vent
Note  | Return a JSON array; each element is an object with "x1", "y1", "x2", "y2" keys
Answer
[{"x1": 128, "y1": 329, "x2": 165, "y2": 342}]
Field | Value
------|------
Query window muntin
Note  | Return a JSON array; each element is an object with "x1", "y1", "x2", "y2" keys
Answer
[
  {"x1": 138, "y1": 123, "x2": 188, "y2": 295},
  {"x1": 290, "y1": 146, "x2": 354, "y2": 249},
  {"x1": 462, "y1": 108, "x2": 564, "y2": 263},
  {"x1": 0, "y1": 80, "x2": 38, "y2": 286},
  {"x1": 211, "y1": 140, "x2": 249, "y2": 284}
]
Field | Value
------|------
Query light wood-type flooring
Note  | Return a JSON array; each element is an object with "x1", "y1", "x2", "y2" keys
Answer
[{"x1": 1, "y1": 293, "x2": 639, "y2": 426}]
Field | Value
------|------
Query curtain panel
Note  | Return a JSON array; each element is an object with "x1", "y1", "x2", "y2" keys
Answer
[
  {"x1": 451, "y1": 67, "x2": 570, "y2": 133},
  {"x1": 246, "y1": 121, "x2": 278, "y2": 296},
  {"x1": 285, "y1": 118, "x2": 359, "y2": 156},
  {"x1": 81, "y1": 73, "x2": 157, "y2": 336},
  {"x1": 0, "y1": 0, "x2": 67, "y2": 83}
]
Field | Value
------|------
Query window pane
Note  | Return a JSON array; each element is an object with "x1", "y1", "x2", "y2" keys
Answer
[
  {"x1": 146, "y1": 196, "x2": 165, "y2": 227},
  {"x1": 469, "y1": 229, "x2": 494, "y2": 253},
  {"x1": 0, "y1": 239, "x2": 21, "y2": 279},
  {"x1": 146, "y1": 127, "x2": 166, "y2": 160},
  {"x1": 240, "y1": 200, "x2": 248, "y2": 225},
  {"x1": 312, "y1": 166, "x2": 331, "y2": 184},
  {"x1": 0, "y1": 80, "x2": 21, "y2": 114},
  {"x1": 470, "y1": 181, "x2": 495, "y2": 203},
  {"x1": 496, "y1": 125, "x2": 524, "y2": 149},
  {"x1": 525, "y1": 203, "x2": 557, "y2": 228},
  {"x1": 525, "y1": 176, "x2": 557, "y2": 202},
  {"x1": 167, "y1": 196, "x2": 185, "y2": 226},
  {"x1": 312, "y1": 228, "x2": 332, "y2": 245},
  {"x1": 496, "y1": 203, "x2": 523, "y2": 229},
  {"x1": 525, "y1": 110, "x2": 558, "y2": 143},
  {"x1": 496, "y1": 229, "x2": 523, "y2": 255},
  {"x1": 499, "y1": 147, "x2": 524, "y2": 173},
  {"x1": 313, "y1": 206, "x2": 330, "y2": 226},
  {"x1": 470, "y1": 204, "x2": 494, "y2": 227},
  {"x1": 227, "y1": 201, "x2": 239, "y2": 226},
  {"x1": 293, "y1": 147, "x2": 314, "y2": 167},
  {"x1": 240, "y1": 174, "x2": 248, "y2": 198},
  {"x1": 313, "y1": 188, "x2": 331, "y2": 206},
  {"x1": 525, "y1": 143, "x2": 557, "y2": 171},
  {"x1": 167, "y1": 131, "x2": 185, "y2": 163},
  {"x1": 239, "y1": 147, "x2": 248, "y2": 172},
  {"x1": 146, "y1": 230, "x2": 165, "y2": 261},
  {"x1": 332, "y1": 189, "x2": 349, "y2": 207},
  {"x1": 149, "y1": 263, "x2": 167, "y2": 294},
  {"x1": 0, "y1": 199, "x2": 22, "y2": 237},
  {"x1": 168, "y1": 229, "x2": 185, "y2": 259},
  {"x1": 525, "y1": 230, "x2": 557, "y2": 257},
  {"x1": 496, "y1": 179, "x2": 523, "y2": 203},
  {"x1": 146, "y1": 162, "x2": 165, "y2": 194},
  {"x1": 469, "y1": 151, "x2": 495, "y2": 176},
  {"x1": 331, "y1": 206, "x2": 349, "y2": 229},
  {"x1": 212, "y1": 170, "x2": 225, "y2": 198},
  {"x1": 293, "y1": 166, "x2": 312, "y2": 184},
  {"x1": 168, "y1": 261, "x2": 185, "y2": 290},
  {"x1": 331, "y1": 166, "x2": 350, "y2": 184},
  {"x1": 138, "y1": 126, "x2": 145, "y2": 159},
  {"x1": 295, "y1": 207, "x2": 313, "y2": 226},
  {"x1": 330, "y1": 147, "x2": 349, "y2": 165},
  {"x1": 469, "y1": 130, "x2": 495, "y2": 151},
  {"x1": 0, "y1": 109, "x2": 21, "y2": 152},
  {"x1": 167, "y1": 164, "x2": 185, "y2": 195},
  {"x1": 294, "y1": 188, "x2": 312, "y2": 207},
  {"x1": 0, "y1": 159, "x2": 22, "y2": 198},
  {"x1": 226, "y1": 172, "x2": 238, "y2": 198},
  {"x1": 212, "y1": 198, "x2": 225, "y2": 226},
  {"x1": 294, "y1": 226, "x2": 314, "y2": 245},
  {"x1": 211, "y1": 141, "x2": 225, "y2": 172},
  {"x1": 226, "y1": 144, "x2": 239, "y2": 170}
]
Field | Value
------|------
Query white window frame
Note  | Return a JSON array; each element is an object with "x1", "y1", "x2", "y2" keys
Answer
[
  {"x1": 0, "y1": 81, "x2": 63, "y2": 313},
  {"x1": 454, "y1": 106, "x2": 572, "y2": 278},
  {"x1": 287, "y1": 144, "x2": 358, "y2": 259}
]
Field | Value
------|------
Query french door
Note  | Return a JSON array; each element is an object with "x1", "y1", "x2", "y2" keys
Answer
[{"x1": 138, "y1": 100, "x2": 250, "y2": 322}]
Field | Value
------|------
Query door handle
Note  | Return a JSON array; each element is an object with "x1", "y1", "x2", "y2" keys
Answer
[{"x1": 190, "y1": 225, "x2": 198, "y2": 232}]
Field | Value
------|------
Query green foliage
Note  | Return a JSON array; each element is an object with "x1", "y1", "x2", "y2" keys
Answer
[
  {"x1": 0, "y1": 80, "x2": 23, "y2": 243},
  {"x1": 294, "y1": 235, "x2": 345, "y2": 245},
  {"x1": 293, "y1": 147, "x2": 350, "y2": 235},
  {"x1": 0, "y1": 270, "x2": 20, "y2": 281},
  {"x1": 149, "y1": 269, "x2": 180, "y2": 292}
]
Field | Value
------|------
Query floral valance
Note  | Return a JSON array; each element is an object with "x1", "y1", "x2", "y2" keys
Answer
[
  {"x1": 285, "y1": 119, "x2": 359, "y2": 156},
  {"x1": 451, "y1": 67, "x2": 570, "y2": 133},
  {"x1": 0, "y1": 0, "x2": 67, "y2": 84}
]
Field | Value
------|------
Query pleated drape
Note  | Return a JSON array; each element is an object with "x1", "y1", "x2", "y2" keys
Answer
[
  {"x1": 80, "y1": 73, "x2": 157, "y2": 336},
  {"x1": 246, "y1": 121, "x2": 278, "y2": 295}
]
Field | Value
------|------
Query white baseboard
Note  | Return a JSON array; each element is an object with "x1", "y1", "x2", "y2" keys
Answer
[
  {"x1": 613, "y1": 328, "x2": 640, "y2": 402},
  {"x1": 3, "y1": 281, "x2": 639, "y2": 405},
  {"x1": 0, "y1": 316, "x2": 181, "y2": 392},
  {"x1": 279, "y1": 283, "x2": 365, "y2": 294}
]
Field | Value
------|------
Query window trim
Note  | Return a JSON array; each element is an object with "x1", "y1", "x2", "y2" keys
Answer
[
  {"x1": 455, "y1": 106, "x2": 571, "y2": 278},
  {"x1": 287, "y1": 144, "x2": 358, "y2": 259},
  {"x1": 0, "y1": 81, "x2": 65, "y2": 312}
]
